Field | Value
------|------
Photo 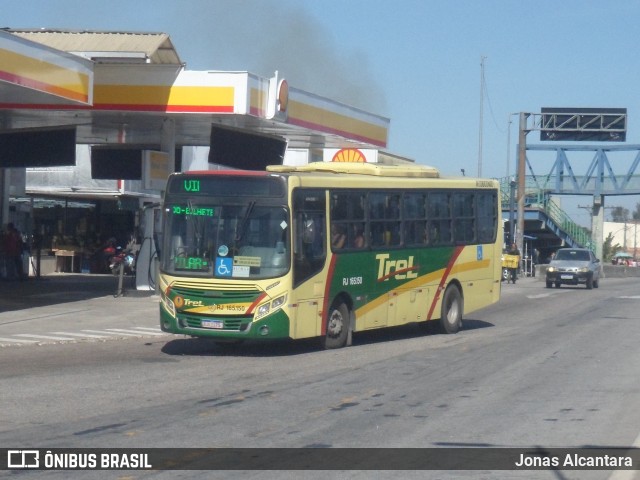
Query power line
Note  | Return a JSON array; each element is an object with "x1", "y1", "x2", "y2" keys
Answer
[{"x1": 481, "y1": 59, "x2": 506, "y2": 134}]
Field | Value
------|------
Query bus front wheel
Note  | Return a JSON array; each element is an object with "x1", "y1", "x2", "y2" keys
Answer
[
  {"x1": 323, "y1": 301, "x2": 349, "y2": 349},
  {"x1": 439, "y1": 285, "x2": 463, "y2": 334}
]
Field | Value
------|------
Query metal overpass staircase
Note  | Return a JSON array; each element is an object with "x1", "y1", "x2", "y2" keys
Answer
[{"x1": 499, "y1": 177, "x2": 592, "y2": 254}]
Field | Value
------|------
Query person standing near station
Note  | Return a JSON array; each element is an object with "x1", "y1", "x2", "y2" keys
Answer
[
  {"x1": 507, "y1": 242, "x2": 520, "y2": 284},
  {"x1": 532, "y1": 248, "x2": 540, "y2": 277},
  {"x1": 4, "y1": 223, "x2": 24, "y2": 279}
]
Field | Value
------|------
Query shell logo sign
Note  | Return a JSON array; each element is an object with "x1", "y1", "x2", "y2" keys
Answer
[
  {"x1": 277, "y1": 79, "x2": 289, "y2": 112},
  {"x1": 331, "y1": 148, "x2": 366, "y2": 163}
]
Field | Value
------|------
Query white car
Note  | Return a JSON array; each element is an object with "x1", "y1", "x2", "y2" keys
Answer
[{"x1": 545, "y1": 248, "x2": 600, "y2": 289}]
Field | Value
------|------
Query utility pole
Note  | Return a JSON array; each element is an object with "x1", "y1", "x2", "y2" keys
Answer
[
  {"x1": 477, "y1": 56, "x2": 486, "y2": 177},
  {"x1": 516, "y1": 112, "x2": 529, "y2": 262},
  {"x1": 506, "y1": 114, "x2": 513, "y2": 179}
]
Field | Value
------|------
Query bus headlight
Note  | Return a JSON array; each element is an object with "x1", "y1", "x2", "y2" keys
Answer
[
  {"x1": 255, "y1": 294, "x2": 287, "y2": 320},
  {"x1": 256, "y1": 303, "x2": 271, "y2": 319},
  {"x1": 271, "y1": 294, "x2": 287, "y2": 309},
  {"x1": 162, "y1": 295, "x2": 176, "y2": 317}
]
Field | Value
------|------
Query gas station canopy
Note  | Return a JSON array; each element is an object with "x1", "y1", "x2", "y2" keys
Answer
[{"x1": 0, "y1": 29, "x2": 390, "y2": 154}]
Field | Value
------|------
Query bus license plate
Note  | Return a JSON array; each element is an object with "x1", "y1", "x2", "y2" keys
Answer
[
  {"x1": 202, "y1": 320, "x2": 224, "y2": 329},
  {"x1": 561, "y1": 274, "x2": 574, "y2": 280}
]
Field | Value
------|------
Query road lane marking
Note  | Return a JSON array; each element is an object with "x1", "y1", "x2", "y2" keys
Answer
[
  {"x1": 0, "y1": 327, "x2": 169, "y2": 346},
  {"x1": 15, "y1": 333, "x2": 78, "y2": 341},
  {"x1": 526, "y1": 290, "x2": 574, "y2": 299},
  {"x1": 51, "y1": 331, "x2": 108, "y2": 338},
  {"x1": 0, "y1": 337, "x2": 38, "y2": 344},
  {"x1": 106, "y1": 328, "x2": 166, "y2": 336},
  {"x1": 82, "y1": 329, "x2": 142, "y2": 337}
]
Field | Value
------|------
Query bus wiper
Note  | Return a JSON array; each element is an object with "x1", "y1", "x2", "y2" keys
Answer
[{"x1": 235, "y1": 200, "x2": 256, "y2": 243}]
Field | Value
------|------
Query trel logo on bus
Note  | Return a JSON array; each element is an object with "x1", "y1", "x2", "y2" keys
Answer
[
  {"x1": 376, "y1": 254, "x2": 418, "y2": 282},
  {"x1": 172, "y1": 296, "x2": 205, "y2": 309}
]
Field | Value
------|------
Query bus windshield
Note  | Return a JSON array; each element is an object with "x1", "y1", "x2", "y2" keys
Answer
[{"x1": 162, "y1": 200, "x2": 290, "y2": 279}]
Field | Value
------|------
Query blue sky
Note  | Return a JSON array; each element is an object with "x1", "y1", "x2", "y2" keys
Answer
[{"x1": 3, "y1": 0, "x2": 640, "y2": 224}]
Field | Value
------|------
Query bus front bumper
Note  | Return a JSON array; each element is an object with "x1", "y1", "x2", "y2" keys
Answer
[{"x1": 160, "y1": 304, "x2": 290, "y2": 340}]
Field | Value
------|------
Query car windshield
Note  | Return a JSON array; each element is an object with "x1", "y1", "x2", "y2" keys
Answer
[
  {"x1": 555, "y1": 250, "x2": 590, "y2": 261},
  {"x1": 161, "y1": 201, "x2": 290, "y2": 279}
]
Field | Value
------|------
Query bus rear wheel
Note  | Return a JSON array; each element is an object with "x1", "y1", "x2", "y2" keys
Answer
[
  {"x1": 439, "y1": 285, "x2": 463, "y2": 334},
  {"x1": 323, "y1": 301, "x2": 349, "y2": 349}
]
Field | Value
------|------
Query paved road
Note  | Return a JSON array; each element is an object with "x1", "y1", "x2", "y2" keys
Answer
[
  {"x1": 0, "y1": 274, "x2": 165, "y2": 346},
  {"x1": 1, "y1": 274, "x2": 639, "y2": 480}
]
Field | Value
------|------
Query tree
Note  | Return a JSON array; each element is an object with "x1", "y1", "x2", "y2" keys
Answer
[
  {"x1": 602, "y1": 232, "x2": 621, "y2": 262},
  {"x1": 611, "y1": 206, "x2": 629, "y2": 222},
  {"x1": 633, "y1": 202, "x2": 640, "y2": 221}
]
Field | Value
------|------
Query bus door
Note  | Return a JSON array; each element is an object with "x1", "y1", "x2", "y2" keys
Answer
[{"x1": 291, "y1": 189, "x2": 327, "y2": 339}]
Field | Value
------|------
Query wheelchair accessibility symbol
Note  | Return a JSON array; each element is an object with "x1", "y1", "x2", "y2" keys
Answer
[{"x1": 215, "y1": 257, "x2": 233, "y2": 277}]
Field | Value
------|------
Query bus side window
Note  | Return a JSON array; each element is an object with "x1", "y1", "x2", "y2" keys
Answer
[
  {"x1": 331, "y1": 191, "x2": 365, "y2": 250},
  {"x1": 477, "y1": 192, "x2": 497, "y2": 243},
  {"x1": 453, "y1": 192, "x2": 476, "y2": 244},
  {"x1": 428, "y1": 192, "x2": 452, "y2": 246},
  {"x1": 350, "y1": 223, "x2": 366, "y2": 248},
  {"x1": 369, "y1": 192, "x2": 401, "y2": 247},
  {"x1": 403, "y1": 192, "x2": 427, "y2": 246},
  {"x1": 331, "y1": 223, "x2": 347, "y2": 249}
]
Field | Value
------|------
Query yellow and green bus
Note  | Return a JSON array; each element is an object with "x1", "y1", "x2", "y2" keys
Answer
[{"x1": 159, "y1": 162, "x2": 502, "y2": 348}]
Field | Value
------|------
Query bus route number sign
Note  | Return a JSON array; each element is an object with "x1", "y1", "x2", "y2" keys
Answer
[
  {"x1": 174, "y1": 256, "x2": 210, "y2": 271},
  {"x1": 183, "y1": 179, "x2": 200, "y2": 192},
  {"x1": 172, "y1": 205, "x2": 214, "y2": 216}
]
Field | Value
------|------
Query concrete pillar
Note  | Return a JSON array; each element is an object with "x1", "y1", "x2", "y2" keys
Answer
[
  {"x1": 161, "y1": 118, "x2": 176, "y2": 174},
  {"x1": 592, "y1": 195, "x2": 604, "y2": 260}
]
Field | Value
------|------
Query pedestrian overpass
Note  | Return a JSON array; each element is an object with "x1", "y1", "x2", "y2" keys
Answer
[
  {"x1": 502, "y1": 142, "x2": 640, "y2": 261},
  {"x1": 500, "y1": 177, "x2": 592, "y2": 262}
]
